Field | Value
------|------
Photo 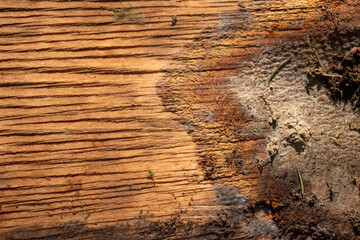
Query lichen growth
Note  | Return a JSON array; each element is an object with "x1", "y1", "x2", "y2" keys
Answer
[{"x1": 147, "y1": 170, "x2": 154, "y2": 179}]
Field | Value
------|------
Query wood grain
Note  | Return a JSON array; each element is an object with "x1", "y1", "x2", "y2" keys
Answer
[
  {"x1": 0, "y1": 0, "x2": 357, "y2": 239},
  {"x1": 0, "y1": 1, "x2": 224, "y2": 237}
]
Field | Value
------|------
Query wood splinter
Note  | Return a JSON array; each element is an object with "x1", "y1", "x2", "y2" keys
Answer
[
  {"x1": 312, "y1": 48, "x2": 326, "y2": 73},
  {"x1": 297, "y1": 167, "x2": 304, "y2": 197},
  {"x1": 268, "y1": 55, "x2": 293, "y2": 85},
  {"x1": 171, "y1": 15, "x2": 177, "y2": 26}
]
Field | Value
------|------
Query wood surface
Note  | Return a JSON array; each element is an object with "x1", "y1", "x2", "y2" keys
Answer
[{"x1": 0, "y1": 0, "x2": 357, "y2": 239}]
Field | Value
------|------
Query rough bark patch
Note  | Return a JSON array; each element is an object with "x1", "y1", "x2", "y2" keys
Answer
[{"x1": 232, "y1": 29, "x2": 360, "y2": 239}]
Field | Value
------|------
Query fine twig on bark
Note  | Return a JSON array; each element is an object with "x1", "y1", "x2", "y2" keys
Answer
[
  {"x1": 297, "y1": 168, "x2": 304, "y2": 197},
  {"x1": 268, "y1": 55, "x2": 293, "y2": 84},
  {"x1": 312, "y1": 48, "x2": 326, "y2": 73}
]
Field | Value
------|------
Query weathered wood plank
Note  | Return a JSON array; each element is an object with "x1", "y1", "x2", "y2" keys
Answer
[
  {"x1": 0, "y1": 0, "x2": 359, "y2": 239},
  {"x1": 0, "y1": 1, "x2": 227, "y2": 237}
]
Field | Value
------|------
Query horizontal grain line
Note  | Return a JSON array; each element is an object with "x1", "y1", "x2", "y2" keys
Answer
[
  {"x1": 1, "y1": 185, "x2": 212, "y2": 212},
  {"x1": 0, "y1": 67, "x2": 166, "y2": 75},
  {"x1": 0, "y1": 36, "x2": 137, "y2": 46},
  {"x1": 6, "y1": 115, "x2": 167, "y2": 126},
  {"x1": 0, "y1": 53, "x2": 171, "y2": 63},
  {"x1": 0, "y1": 102, "x2": 92, "y2": 109},
  {"x1": 0, "y1": 25, "x2": 203, "y2": 39},
  {"x1": 0, "y1": 128, "x2": 144, "y2": 137},
  {"x1": 0, "y1": 82, "x2": 130, "y2": 89},
  {"x1": 0, "y1": 177, "x2": 196, "y2": 195},
  {"x1": 0, "y1": 144, "x2": 145, "y2": 158},
  {"x1": 13, "y1": 17, "x2": 219, "y2": 29},
  {"x1": 0, "y1": 105, "x2": 149, "y2": 121},
  {"x1": 0, "y1": 43, "x2": 176, "y2": 53},
  {"x1": 0, "y1": 146, "x2": 196, "y2": 166},
  {"x1": 7, "y1": 135, "x2": 146, "y2": 146},
  {"x1": 0, "y1": 91, "x2": 135, "y2": 100}
]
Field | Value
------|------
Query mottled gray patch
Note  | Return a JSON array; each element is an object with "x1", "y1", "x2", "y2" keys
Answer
[
  {"x1": 183, "y1": 122, "x2": 195, "y2": 133},
  {"x1": 246, "y1": 210, "x2": 279, "y2": 237},
  {"x1": 214, "y1": 185, "x2": 247, "y2": 208},
  {"x1": 214, "y1": 185, "x2": 279, "y2": 238},
  {"x1": 316, "y1": 225, "x2": 336, "y2": 238},
  {"x1": 197, "y1": 108, "x2": 214, "y2": 123},
  {"x1": 217, "y1": 7, "x2": 253, "y2": 38}
]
